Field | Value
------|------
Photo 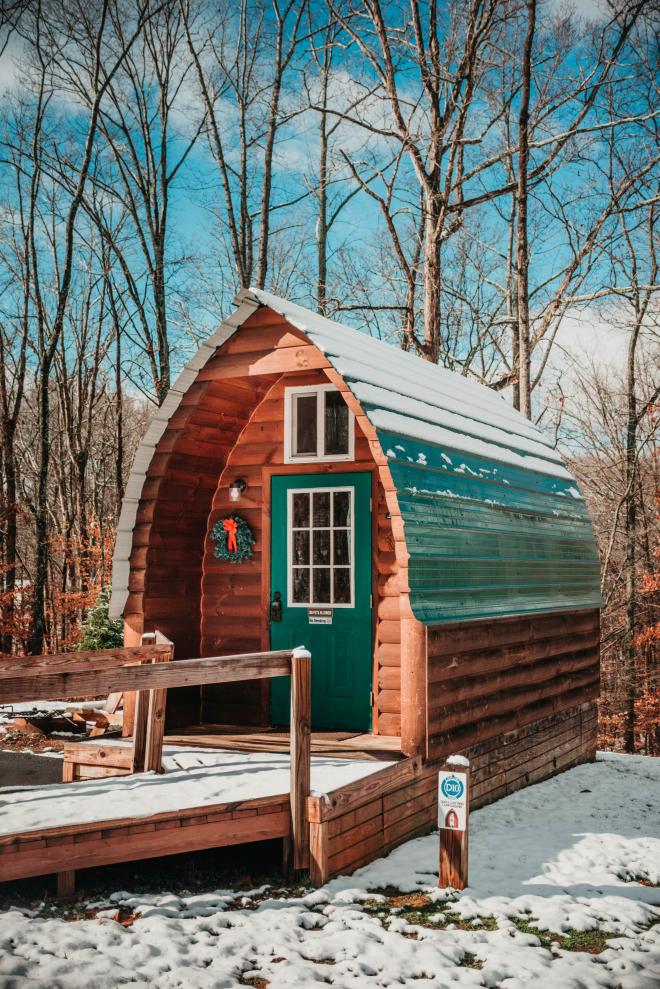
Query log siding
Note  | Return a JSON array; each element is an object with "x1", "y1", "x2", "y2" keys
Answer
[{"x1": 426, "y1": 609, "x2": 600, "y2": 760}]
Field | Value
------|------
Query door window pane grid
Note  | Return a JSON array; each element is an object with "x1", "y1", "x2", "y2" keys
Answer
[{"x1": 289, "y1": 487, "x2": 353, "y2": 607}]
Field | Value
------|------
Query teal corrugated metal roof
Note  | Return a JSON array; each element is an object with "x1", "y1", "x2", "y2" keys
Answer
[
  {"x1": 256, "y1": 291, "x2": 605, "y2": 624},
  {"x1": 243, "y1": 290, "x2": 601, "y2": 625}
]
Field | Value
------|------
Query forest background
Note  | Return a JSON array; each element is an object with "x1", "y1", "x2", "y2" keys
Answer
[{"x1": 0, "y1": 0, "x2": 657, "y2": 753}]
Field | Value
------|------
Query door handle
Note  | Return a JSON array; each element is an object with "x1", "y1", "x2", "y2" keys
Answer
[{"x1": 270, "y1": 591, "x2": 282, "y2": 622}]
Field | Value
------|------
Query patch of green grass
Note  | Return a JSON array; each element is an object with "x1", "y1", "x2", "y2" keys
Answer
[
  {"x1": 511, "y1": 917, "x2": 612, "y2": 954},
  {"x1": 362, "y1": 890, "x2": 497, "y2": 933},
  {"x1": 461, "y1": 952, "x2": 484, "y2": 970},
  {"x1": 561, "y1": 929, "x2": 612, "y2": 953}
]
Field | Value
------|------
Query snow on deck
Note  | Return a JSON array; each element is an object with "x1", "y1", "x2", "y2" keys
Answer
[{"x1": 0, "y1": 745, "x2": 395, "y2": 837}]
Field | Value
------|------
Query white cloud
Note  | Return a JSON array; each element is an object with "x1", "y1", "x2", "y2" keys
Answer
[
  {"x1": 0, "y1": 37, "x2": 23, "y2": 95},
  {"x1": 550, "y1": 307, "x2": 630, "y2": 375}
]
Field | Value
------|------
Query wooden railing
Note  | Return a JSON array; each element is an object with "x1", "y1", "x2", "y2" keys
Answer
[{"x1": 0, "y1": 638, "x2": 312, "y2": 871}]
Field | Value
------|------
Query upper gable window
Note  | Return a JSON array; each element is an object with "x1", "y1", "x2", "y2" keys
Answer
[{"x1": 284, "y1": 384, "x2": 354, "y2": 463}]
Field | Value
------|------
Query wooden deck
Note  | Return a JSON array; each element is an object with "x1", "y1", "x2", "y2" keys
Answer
[
  {"x1": 0, "y1": 793, "x2": 290, "y2": 886},
  {"x1": 0, "y1": 752, "x2": 434, "y2": 892},
  {"x1": 166, "y1": 726, "x2": 403, "y2": 762}
]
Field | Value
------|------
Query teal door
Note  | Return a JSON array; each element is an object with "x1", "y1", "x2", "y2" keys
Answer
[{"x1": 270, "y1": 472, "x2": 372, "y2": 730}]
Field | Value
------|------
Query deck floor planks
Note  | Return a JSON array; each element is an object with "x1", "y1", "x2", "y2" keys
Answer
[{"x1": 165, "y1": 727, "x2": 402, "y2": 762}]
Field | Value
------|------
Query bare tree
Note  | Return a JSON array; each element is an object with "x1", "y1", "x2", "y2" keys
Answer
[
  {"x1": 0, "y1": 130, "x2": 30, "y2": 652},
  {"x1": 179, "y1": 0, "x2": 307, "y2": 291},
  {"x1": 10, "y1": 0, "x2": 163, "y2": 653}
]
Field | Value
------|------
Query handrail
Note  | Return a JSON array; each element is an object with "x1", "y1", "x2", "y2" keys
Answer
[
  {"x1": 0, "y1": 635, "x2": 312, "y2": 873},
  {"x1": 0, "y1": 650, "x2": 301, "y2": 702}
]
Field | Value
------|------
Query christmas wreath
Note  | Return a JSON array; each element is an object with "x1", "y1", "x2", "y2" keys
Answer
[{"x1": 211, "y1": 514, "x2": 255, "y2": 563}]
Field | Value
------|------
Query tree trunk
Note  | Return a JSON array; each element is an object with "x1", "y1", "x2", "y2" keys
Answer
[
  {"x1": 29, "y1": 362, "x2": 52, "y2": 655},
  {"x1": 316, "y1": 99, "x2": 328, "y2": 315},
  {"x1": 1, "y1": 429, "x2": 17, "y2": 654},
  {"x1": 422, "y1": 194, "x2": 441, "y2": 363},
  {"x1": 115, "y1": 322, "x2": 124, "y2": 507},
  {"x1": 623, "y1": 324, "x2": 640, "y2": 753},
  {"x1": 516, "y1": 0, "x2": 535, "y2": 419}
]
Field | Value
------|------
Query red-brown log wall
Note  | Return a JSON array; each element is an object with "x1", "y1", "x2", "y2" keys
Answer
[{"x1": 426, "y1": 609, "x2": 600, "y2": 760}]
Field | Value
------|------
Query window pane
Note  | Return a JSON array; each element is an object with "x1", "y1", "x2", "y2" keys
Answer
[
  {"x1": 313, "y1": 567, "x2": 331, "y2": 603},
  {"x1": 312, "y1": 492, "x2": 330, "y2": 527},
  {"x1": 292, "y1": 568, "x2": 310, "y2": 603},
  {"x1": 333, "y1": 491, "x2": 351, "y2": 527},
  {"x1": 313, "y1": 529, "x2": 331, "y2": 565},
  {"x1": 294, "y1": 394, "x2": 317, "y2": 455},
  {"x1": 292, "y1": 530, "x2": 309, "y2": 565},
  {"x1": 333, "y1": 568, "x2": 351, "y2": 604},
  {"x1": 292, "y1": 492, "x2": 309, "y2": 527},
  {"x1": 334, "y1": 529, "x2": 350, "y2": 565},
  {"x1": 324, "y1": 390, "x2": 349, "y2": 455}
]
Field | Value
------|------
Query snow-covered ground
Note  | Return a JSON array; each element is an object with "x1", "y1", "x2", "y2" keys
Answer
[{"x1": 1, "y1": 752, "x2": 659, "y2": 989}]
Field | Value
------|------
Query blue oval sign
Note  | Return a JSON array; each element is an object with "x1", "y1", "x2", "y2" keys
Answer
[{"x1": 441, "y1": 776, "x2": 464, "y2": 800}]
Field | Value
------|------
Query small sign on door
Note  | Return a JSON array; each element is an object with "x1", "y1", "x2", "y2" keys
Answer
[
  {"x1": 308, "y1": 607, "x2": 333, "y2": 625},
  {"x1": 438, "y1": 771, "x2": 467, "y2": 830}
]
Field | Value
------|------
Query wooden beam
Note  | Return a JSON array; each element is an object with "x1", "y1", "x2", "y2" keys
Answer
[
  {"x1": 0, "y1": 793, "x2": 289, "y2": 847},
  {"x1": 132, "y1": 689, "x2": 150, "y2": 772},
  {"x1": 143, "y1": 684, "x2": 168, "y2": 773},
  {"x1": 290, "y1": 648, "x2": 311, "y2": 871},
  {"x1": 0, "y1": 643, "x2": 173, "y2": 678},
  {"x1": 0, "y1": 649, "x2": 295, "y2": 703},
  {"x1": 197, "y1": 346, "x2": 329, "y2": 380},
  {"x1": 400, "y1": 610, "x2": 427, "y2": 757},
  {"x1": 307, "y1": 755, "x2": 423, "y2": 823},
  {"x1": 309, "y1": 821, "x2": 329, "y2": 885},
  {"x1": 57, "y1": 870, "x2": 76, "y2": 897},
  {"x1": 0, "y1": 805, "x2": 291, "y2": 882},
  {"x1": 62, "y1": 742, "x2": 133, "y2": 770}
]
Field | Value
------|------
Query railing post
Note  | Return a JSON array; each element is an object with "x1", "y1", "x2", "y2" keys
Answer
[
  {"x1": 132, "y1": 631, "x2": 173, "y2": 773},
  {"x1": 290, "y1": 647, "x2": 311, "y2": 872},
  {"x1": 142, "y1": 632, "x2": 173, "y2": 772},
  {"x1": 131, "y1": 633, "x2": 154, "y2": 771}
]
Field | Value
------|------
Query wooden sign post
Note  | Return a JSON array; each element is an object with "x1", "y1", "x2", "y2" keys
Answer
[{"x1": 438, "y1": 757, "x2": 470, "y2": 890}]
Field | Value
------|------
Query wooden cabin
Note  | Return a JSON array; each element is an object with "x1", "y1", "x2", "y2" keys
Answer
[{"x1": 108, "y1": 288, "x2": 601, "y2": 877}]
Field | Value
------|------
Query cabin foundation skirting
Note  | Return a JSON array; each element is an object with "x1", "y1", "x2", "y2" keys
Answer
[{"x1": 310, "y1": 700, "x2": 596, "y2": 885}]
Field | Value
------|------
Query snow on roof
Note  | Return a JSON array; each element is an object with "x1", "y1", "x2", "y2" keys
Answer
[{"x1": 243, "y1": 289, "x2": 569, "y2": 480}]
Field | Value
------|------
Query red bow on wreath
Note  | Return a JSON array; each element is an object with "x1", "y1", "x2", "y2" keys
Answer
[{"x1": 223, "y1": 518, "x2": 238, "y2": 553}]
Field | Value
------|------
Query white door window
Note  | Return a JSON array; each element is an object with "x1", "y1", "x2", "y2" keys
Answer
[{"x1": 288, "y1": 487, "x2": 354, "y2": 607}]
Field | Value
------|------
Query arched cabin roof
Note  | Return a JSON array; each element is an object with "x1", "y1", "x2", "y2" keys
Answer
[{"x1": 109, "y1": 287, "x2": 601, "y2": 626}]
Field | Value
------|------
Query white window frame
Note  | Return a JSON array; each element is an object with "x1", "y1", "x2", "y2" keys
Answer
[
  {"x1": 287, "y1": 485, "x2": 355, "y2": 609},
  {"x1": 284, "y1": 383, "x2": 355, "y2": 464}
]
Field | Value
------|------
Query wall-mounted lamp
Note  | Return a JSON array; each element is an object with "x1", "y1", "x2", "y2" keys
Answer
[{"x1": 229, "y1": 478, "x2": 247, "y2": 502}]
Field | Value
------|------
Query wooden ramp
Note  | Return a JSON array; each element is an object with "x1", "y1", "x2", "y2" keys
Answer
[
  {"x1": 0, "y1": 636, "x2": 441, "y2": 893},
  {"x1": 0, "y1": 637, "x2": 314, "y2": 893},
  {"x1": 0, "y1": 753, "x2": 436, "y2": 892},
  {"x1": 0, "y1": 794, "x2": 290, "y2": 888}
]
